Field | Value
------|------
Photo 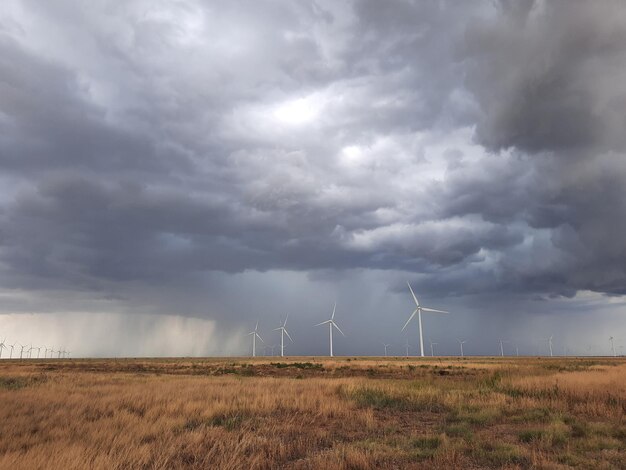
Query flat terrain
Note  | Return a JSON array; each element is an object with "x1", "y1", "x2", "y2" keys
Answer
[{"x1": 1, "y1": 356, "x2": 625, "y2": 469}]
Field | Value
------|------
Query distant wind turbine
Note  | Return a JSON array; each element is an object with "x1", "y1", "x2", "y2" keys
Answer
[
  {"x1": 9, "y1": 343, "x2": 16, "y2": 359},
  {"x1": 402, "y1": 282, "x2": 448, "y2": 357},
  {"x1": 498, "y1": 339, "x2": 509, "y2": 357},
  {"x1": 542, "y1": 336, "x2": 554, "y2": 357},
  {"x1": 0, "y1": 338, "x2": 6, "y2": 359},
  {"x1": 247, "y1": 321, "x2": 264, "y2": 357},
  {"x1": 610, "y1": 337, "x2": 616, "y2": 357},
  {"x1": 273, "y1": 315, "x2": 293, "y2": 357},
  {"x1": 315, "y1": 303, "x2": 345, "y2": 357},
  {"x1": 19, "y1": 344, "x2": 26, "y2": 360},
  {"x1": 381, "y1": 343, "x2": 391, "y2": 357},
  {"x1": 457, "y1": 339, "x2": 467, "y2": 357},
  {"x1": 404, "y1": 338, "x2": 412, "y2": 358},
  {"x1": 429, "y1": 338, "x2": 438, "y2": 357}
]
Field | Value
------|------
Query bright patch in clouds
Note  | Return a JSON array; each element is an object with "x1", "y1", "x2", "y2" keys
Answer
[{"x1": 273, "y1": 97, "x2": 319, "y2": 125}]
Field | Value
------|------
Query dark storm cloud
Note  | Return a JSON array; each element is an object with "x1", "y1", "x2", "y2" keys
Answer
[{"x1": 1, "y1": 0, "x2": 626, "y2": 325}]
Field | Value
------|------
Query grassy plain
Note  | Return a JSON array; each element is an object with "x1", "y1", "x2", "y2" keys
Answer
[{"x1": 0, "y1": 356, "x2": 625, "y2": 469}]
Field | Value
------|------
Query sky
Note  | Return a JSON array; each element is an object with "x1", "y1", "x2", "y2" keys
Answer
[{"x1": 1, "y1": 0, "x2": 625, "y2": 358}]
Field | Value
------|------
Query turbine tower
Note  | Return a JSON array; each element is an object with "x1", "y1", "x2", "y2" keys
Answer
[
  {"x1": 429, "y1": 338, "x2": 438, "y2": 357},
  {"x1": 9, "y1": 343, "x2": 16, "y2": 359},
  {"x1": 315, "y1": 303, "x2": 345, "y2": 357},
  {"x1": 19, "y1": 344, "x2": 26, "y2": 360},
  {"x1": 542, "y1": 336, "x2": 554, "y2": 357},
  {"x1": 457, "y1": 339, "x2": 466, "y2": 357},
  {"x1": 247, "y1": 321, "x2": 264, "y2": 357},
  {"x1": 402, "y1": 282, "x2": 448, "y2": 357},
  {"x1": 404, "y1": 338, "x2": 412, "y2": 358},
  {"x1": 498, "y1": 339, "x2": 509, "y2": 357},
  {"x1": 273, "y1": 315, "x2": 293, "y2": 357},
  {"x1": 610, "y1": 336, "x2": 616, "y2": 357}
]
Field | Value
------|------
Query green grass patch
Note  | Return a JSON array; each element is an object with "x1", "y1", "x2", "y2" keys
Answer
[
  {"x1": 470, "y1": 441, "x2": 529, "y2": 467},
  {"x1": 442, "y1": 422, "x2": 474, "y2": 440},
  {"x1": 270, "y1": 362, "x2": 323, "y2": 370},
  {"x1": 408, "y1": 435, "x2": 441, "y2": 460},
  {"x1": 449, "y1": 405, "x2": 501, "y2": 426},
  {"x1": 349, "y1": 387, "x2": 414, "y2": 411},
  {"x1": 0, "y1": 375, "x2": 47, "y2": 390}
]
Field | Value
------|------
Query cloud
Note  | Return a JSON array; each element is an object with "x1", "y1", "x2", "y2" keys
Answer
[{"x1": 0, "y1": 1, "x2": 625, "y2": 356}]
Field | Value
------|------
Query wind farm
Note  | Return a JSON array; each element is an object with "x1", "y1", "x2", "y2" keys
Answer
[{"x1": 2, "y1": 1, "x2": 626, "y2": 468}]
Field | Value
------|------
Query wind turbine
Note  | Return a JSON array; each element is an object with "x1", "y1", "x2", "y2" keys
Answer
[
  {"x1": 9, "y1": 343, "x2": 16, "y2": 359},
  {"x1": 404, "y1": 338, "x2": 412, "y2": 358},
  {"x1": 457, "y1": 339, "x2": 467, "y2": 357},
  {"x1": 610, "y1": 337, "x2": 616, "y2": 357},
  {"x1": 0, "y1": 338, "x2": 6, "y2": 359},
  {"x1": 429, "y1": 338, "x2": 438, "y2": 357},
  {"x1": 381, "y1": 343, "x2": 391, "y2": 357},
  {"x1": 273, "y1": 315, "x2": 293, "y2": 357},
  {"x1": 19, "y1": 344, "x2": 26, "y2": 360},
  {"x1": 542, "y1": 336, "x2": 554, "y2": 357},
  {"x1": 498, "y1": 339, "x2": 509, "y2": 357},
  {"x1": 35, "y1": 346, "x2": 41, "y2": 359},
  {"x1": 402, "y1": 282, "x2": 448, "y2": 357},
  {"x1": 315, "y1": 303, "x2": 345, "y2": 357},
  {"x1": 247, "y1": 321, "x2": 264, "y2": 357}
]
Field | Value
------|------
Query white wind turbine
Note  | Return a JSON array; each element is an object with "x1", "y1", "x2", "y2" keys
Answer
[
  {"x1": 247, "y1": 321, "x2": 264, "y2": 357},
  {"x1": 19, "y1": 344, "x2": 26, "y2": 360},
  {"x1": 429, "y1": 338, "x2": 438, "y2": 357},
  {"x1": 381, "y1": 343, "x2": 391, "y2": 357},
  {"x1": 273, "y1": 315, "x2": 293, "y2": 357},
  {"x1": 404, "y1": 338, "x2": 412, "y2": 358},
  {"x1": 315, "y1": 303, "x2": 345, "y2": 357},
  {"x1": 542, "y1": 336, "x2": 554, "y2": 357},
  {"x1": 0, "y1": 338, "x2": 6, "y2": 359},
  {"x1": 498, "y1": 339, "x2": 509, "y2": 357},
  {"x1": 457, "y1": 339, "x2": 467, "y2": 357},
  {"x1": 609, "y1": 336, "x2": 616, "y2": 357},
  {"x1": 402, "y1": 282, "x2": 448, "y2": 357},
  {"x1": 9, "y1": 343, "x2": 16, "y2": 359}
]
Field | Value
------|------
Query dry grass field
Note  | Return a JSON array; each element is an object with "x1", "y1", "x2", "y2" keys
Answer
[{"x1": 1, "y1": 356, "x2": 625, "y2": 469}]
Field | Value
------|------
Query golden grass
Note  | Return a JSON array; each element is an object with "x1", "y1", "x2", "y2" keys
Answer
[{"x1": 1, "y1": 357, "x2": 625, "y2": 469}]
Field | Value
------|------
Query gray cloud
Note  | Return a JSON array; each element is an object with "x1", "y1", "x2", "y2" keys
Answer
[{"x1": 1, "y1": 0, "x2": 625, "y2": 356}]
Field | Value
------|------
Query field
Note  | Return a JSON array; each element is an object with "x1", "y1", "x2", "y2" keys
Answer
[{"x1": 1, "y1": 357, "x2": 625, "y2": 469}]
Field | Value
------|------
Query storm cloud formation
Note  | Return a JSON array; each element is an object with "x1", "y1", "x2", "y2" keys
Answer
[{"x1": 1, "y1": 1, "x2": 625, "y2": 356}]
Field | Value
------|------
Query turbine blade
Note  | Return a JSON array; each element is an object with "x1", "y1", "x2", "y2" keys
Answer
[
  {"x1": 407, "y1": 281, "x2": 420, "y2": 307},
  {"x1": 284, "y1": 329, "x2": 293, "y2": 342},
  {"x1": 421, "y1": 307, "x2": 448, "y2": 314},
  {"x1": 273, "y1": 327, "x2": 282, "y2": 331},
  {"x1": 255, "y1": 320, "x2": 259, "y2": 331},
  {"x1": 284, "y1": 313, "x2": 289, "y2": 327},
  {"x1": 331, "y1": 302, "x2": 336, "y2": 320},
  {"x1": 256, "y1": 333, "x2": 264, "y2": 343},
  {"x1": 315, "y1": 320, "x2": 332, "y2": 326},
  {"x1": 332, "y1": 322, "x2": 346, "y2": 337},
  {"x1": 401, "y1": 309, "x2": 418, "y2": 331}
]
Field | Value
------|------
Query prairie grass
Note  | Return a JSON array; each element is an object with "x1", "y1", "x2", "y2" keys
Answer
[{"x1": 0, "y1": 357, "x2": 624, "y2": 469}]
